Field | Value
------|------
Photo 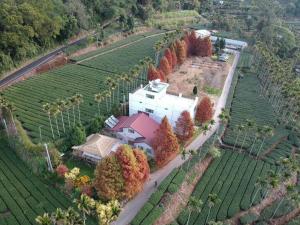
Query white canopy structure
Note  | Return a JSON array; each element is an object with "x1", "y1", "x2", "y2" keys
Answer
[{"x1": 72, "y1": 134, "x2": 121, "y2": 163}]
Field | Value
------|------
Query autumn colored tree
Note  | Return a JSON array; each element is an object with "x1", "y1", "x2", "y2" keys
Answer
[
  {"x1": 198, "y1": 37, "x2": 213, "y2": 57},
  {"x1": 56, "y1": 164, "x2": 69, "y2": 177},
  {"x1": 183, "y1": 33, "x2": 191, "y2": 57},
  {"x1": 175, "y1": 40, "x2": 187, "y2": 65},
  {"x1": 159, "y1": 56, "x2": 172, "y2": 76},
  {"x1": 158, "y1": 69, "x2": 166, "y2": 82},
  {"x1": 175, "y1": 111, "x2": 195, "y2": 142},
  {"x1": 195, "y1": 97, "x2": 213, "y2": 124},
  {"x1": 171, "y1": 50, "x2": 177, "y2": 69},
  {"x1": 147, "y1": 64, "x2": 161, "y2": 81},
  {"x1": 94, "y1": 145, "x2": 150, "y2": 201},
  {"x1": 115, "y1": 145, "x2": 143, "y2": 199},
  {"x1": 94, "y1": 155, "x2": 125, "y2": 200},
  {"x1": 152, "y1": 116, "x2": 180, "y2": 167},
  {"x1": 164, "y1": 48, "x2": 173, "y2": 69},
  {"x1": 133, "y1": 149, "x2": 150, "y2": 183}
]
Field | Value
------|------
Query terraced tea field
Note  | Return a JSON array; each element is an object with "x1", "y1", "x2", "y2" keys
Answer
[
  {"x1": 176, "y1": 149, "x2": 277, "y2": 225},
  {"x1": 0, "y1": 137, "x2": 72, "y2": 225},
  {"x1": 2, "y1": 31, "x2": 166, "y2": 142}
]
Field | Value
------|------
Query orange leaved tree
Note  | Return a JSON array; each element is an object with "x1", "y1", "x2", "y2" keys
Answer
[
  {"x1": 175, "y1": 39, "x2": 187, "y2": 65},
  {"x1": 152, "y1": 116, "x2": 180, "y2": 167},
  {"x1": 175, "y1": 111, "x2": 195, "y2": 142},
  {"x1": 171, "y1": 50, "x2": 177, "y2": 69},
  {"x1": 94, "y1": 154, "x2": 125, "y2": 200},
  {"x1": 195, "y1": 97, "x2": 213, "y2": 124},
  {"x1": 164, "y1": 48, "x2": 173, "y2": 69},
  {"x1": 159, "y1": 56, "x2": 172, "y2": 76},
  {"x1": 94, "y1": 145, "x2": 150, "y2": 201},
  {"x1": 147, "y1": 64, "x2": 161, "y2": 81}
]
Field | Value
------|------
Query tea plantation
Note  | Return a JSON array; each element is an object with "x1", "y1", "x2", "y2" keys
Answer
[
  {"x1": 0, "y1": 137, "x2": 72, "y2": 225},
  {"x1": 2, "y1": 31, "x2": 165, "y2": 142}
]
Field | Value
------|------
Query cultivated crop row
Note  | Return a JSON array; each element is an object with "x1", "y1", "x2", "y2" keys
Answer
[{"x1": 0, "y1": 138, "x2": 71, "y2": 224}]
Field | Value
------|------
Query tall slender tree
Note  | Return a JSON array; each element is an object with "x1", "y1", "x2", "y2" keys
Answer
[{"x1": 42, "y1": 103, "x2": 55, "y2": 139}]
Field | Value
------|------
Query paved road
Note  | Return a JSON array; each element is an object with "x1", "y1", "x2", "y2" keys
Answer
[
  {"x1": 0, "y1": 37, "x2": 90, "y2": 89},
  {"x1": 113, "y1": 51, "x2": 240, "y2": 225}
]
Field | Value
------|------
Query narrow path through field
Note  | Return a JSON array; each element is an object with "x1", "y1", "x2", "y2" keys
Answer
[
  {"x1": 76, "y1": 31, "x2": 171, "y2": 64},
  {"x1": 153, "y1": 156, "x2": 213, "y2": 225},
  {"x1": 113, "y1": 51, "x2": 240, "y2": 225},
  {"x1": 270, "y1": 207, "x2": 300, "y2": 225}
]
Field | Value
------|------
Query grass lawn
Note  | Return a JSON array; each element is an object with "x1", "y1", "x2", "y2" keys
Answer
[{"x1": 64, "y1": 156, "x2": 95, "y2": 178}]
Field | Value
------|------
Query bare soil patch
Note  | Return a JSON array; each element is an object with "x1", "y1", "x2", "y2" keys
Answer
[
  {"x1": 167, "y1": 56, "x2": 231, "y2": 99},
  {"x1": 153, "y1": 156, "x2": 213, "y2": 225}
]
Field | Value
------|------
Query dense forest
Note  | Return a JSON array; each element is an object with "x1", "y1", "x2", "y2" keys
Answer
[{"x1": 0, "y1": 0, "x2": 200, "y2": 75}]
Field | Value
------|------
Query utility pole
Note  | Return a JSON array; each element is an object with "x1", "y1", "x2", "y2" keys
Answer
[{"x1": 44, "y1": 143, "x2": 54, "y2": 172}]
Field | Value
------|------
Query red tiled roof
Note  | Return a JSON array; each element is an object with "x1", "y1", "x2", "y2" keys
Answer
[{"x1": 111, "y1": 113, "x2": 159, "y2": 145}]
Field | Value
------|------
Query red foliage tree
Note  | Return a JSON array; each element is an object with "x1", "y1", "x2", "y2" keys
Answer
[
  {"x1": 183, "y1": 33, "x2": 191, "y2": 57},
  {"x1": 115, "y1": 145, "x2": 150, "y2": 199},
  {"x1": 171, "y1": 50, "x2": 177, "y2": 69},
  {"x1": 175, "y1": 40, "x2": 187, "y2": 65},
  {"x1": 188, "y1": 31, "x2": 199, "y2": 56},
  {"x1": 158, "y1": 69, "x2": 166, "y2": 82},
  {"x1": 159, "y1": 56, "x2": 172, "y2": 76},
  {"x1": 147, "y1": 64, "x2": 161, "y2": 81},
  {"x1": 152, "y1": 117, "x2": 180, "y2": 168},
  {"x1": 56, "y1": 164, "x2": 69, "y2": 177},
  {"x1": 195, "y1": 96, "x2": 213, "y2": 124},
  {"x1": 133, "y1": 149, "x2": 150, "y2": 183},
  {"x1": 198, "y1": 37, "x2": 213, "y2": 57},
  {"x1": 164, "y1": 48, "x2": 173, "y2": 69},
  {"x1": 175, "y1": 111, "x2": 195, "y2": 142}
]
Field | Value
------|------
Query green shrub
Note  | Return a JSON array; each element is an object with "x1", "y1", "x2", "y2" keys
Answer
[
  {"x1": 140, "y1": 206, "x2": 164, "y2": 225},
  {"x1": 167, "y1": 183, "x2": 179, "y2": 194},
  {"x1": 158, "y1": 169, "x2": 178, "y2": 192},
  {"x1": 131, "y1": 202, "x2": 154, "y2": 225},
  {"x1": 172, "y1": 170, "x2": 186, "y2": 186},
  {"x1": 148, "y1": 190, "x2": 164, "y2": 206},
  {"x1": 240, "y1": 213, "x2": 258, "y2": 225}
]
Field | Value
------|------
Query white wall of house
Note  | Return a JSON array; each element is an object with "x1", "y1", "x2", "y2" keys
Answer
[
  {"x1": 129, "y1": 82, "x2": 198, "y2": 127},
  {"x1": 116, "y1": 128, "x2": 142, "y2": 143},
  {"x1": 134, "y1": 142, "x2": 154, "y2": 157}
]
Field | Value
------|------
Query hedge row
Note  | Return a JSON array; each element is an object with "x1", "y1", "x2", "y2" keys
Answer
[{"x1": 131, "y1": 203, "x2": 154, "y2": 225}]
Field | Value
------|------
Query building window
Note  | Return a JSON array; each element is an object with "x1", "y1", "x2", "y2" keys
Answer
[
  {"x1": 146, "y1": 94, "x2": 155, "y2": 99},
  {"x1": 128, "y1": 128, "x2": 135, "y2": 134},
  {"x1": 145, "y1": 108, "x2": 154, "y2": 114}
]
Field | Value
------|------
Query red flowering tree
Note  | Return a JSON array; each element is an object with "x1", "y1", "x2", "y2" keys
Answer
[
  {"x1": 159, "y1": 56, "x2": 172, "y2": 76},
  {"x1": 152, "y1": 117, "x2": 180, "y2": 168},
  {"x1": 175, "y1": 111, "x2": 195, "y2": 142},
  {"x1": 56, "y1": 164, "x2": 69, "y2": 177},
  {"x1": 164, "y1": 48, "x2": 173, "y2": 69},
  {"x1": 195, "y1": 97, "x2": 213, "y2": 124},
  {"x1": 147, "y1": 64, "x2": 161, "y2": 81}
]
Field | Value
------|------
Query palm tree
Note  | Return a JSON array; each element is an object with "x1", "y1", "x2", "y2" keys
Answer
[
  {"x1": 256, "y1": 125, "x2": 274, "y2": 158},
  {"x1": 104, "y1": 91, "x2": 112, "y2": 112},
  {"x1": 56, "y1": 99, "x2": 66, "y2": 133},
  {"x1": 75, "y1": 94, "x2": 83, "y2": 124},
  {"x1": 206, "y1": 193, "x2": 221, "y2": 224},
  {"x1": 233, "y1": 124, "x2": 245, "y2": 151},
  {"x1": 5, "y1": 101, "x2": 16, "y2": 132},
  {"x1": 75, "y1": 194, "x2": 95, "y2": 225},
  {"x1": 64, "y1": 207, "x2": 83, "y2": 225},
  {"x1": 154, "y1": 41, "x2": 163, "y2": 66},
  {"x1": 50, "y1": 103, "x2": 60, "y2": 138},
  {"x1": 35, "y1": 213, "x2": 52, "y2": 225},
  {"x1": 70, "y1": 96, "x2": 77, "y2": 126},
  {"x1": 180, "y1": 148, "x2": 187, "y2": 171},
  {"x1": 53, "y1": 208, "x2": 65, "y2": 224},
  {"x1": 239, "y1": 119, "x2": 255, "y2": 152},
  {"x1": 42, "y1": 103, "x2": 55, "y2": 139},
  {"x1": 202, "y1": 124, "x2": 210, "y2": 135},
  {"x1": 94, "y1": 93, "x2": 103, "y2": 116},
  {"x1": 251, "y1": 176, "x2": 268, "y2": 207},
  {"x1": 249, "y1": 126, "x2": 262, "y2": 155},
  {"x1": 64, "y1": 98, "x2": 72, "y2": 129},
  {"x1": 187, "y1": 149, "x2": 196, "y2": 170},
  {"x1": 214, "y1": 109, "x2": 230, "y2": 144},
  {"x1": 186, "y1": 196, "x2": 203, "y2": 225}
]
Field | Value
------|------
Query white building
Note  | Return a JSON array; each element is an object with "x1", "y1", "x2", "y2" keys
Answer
[
  {"x1": 109, "y1": 113, "x2": 160, "y2": 157},
  {"x1": 195, "y1": 30, "x2": 211, "y2": 39},
  {"x1": 129, "y1": 80, "x2": 198, "y2": 127}
]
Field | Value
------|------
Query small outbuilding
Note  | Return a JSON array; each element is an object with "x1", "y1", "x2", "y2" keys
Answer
[{"x1": 72, "y1": 134, "x2": 121, "y2": 163}]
